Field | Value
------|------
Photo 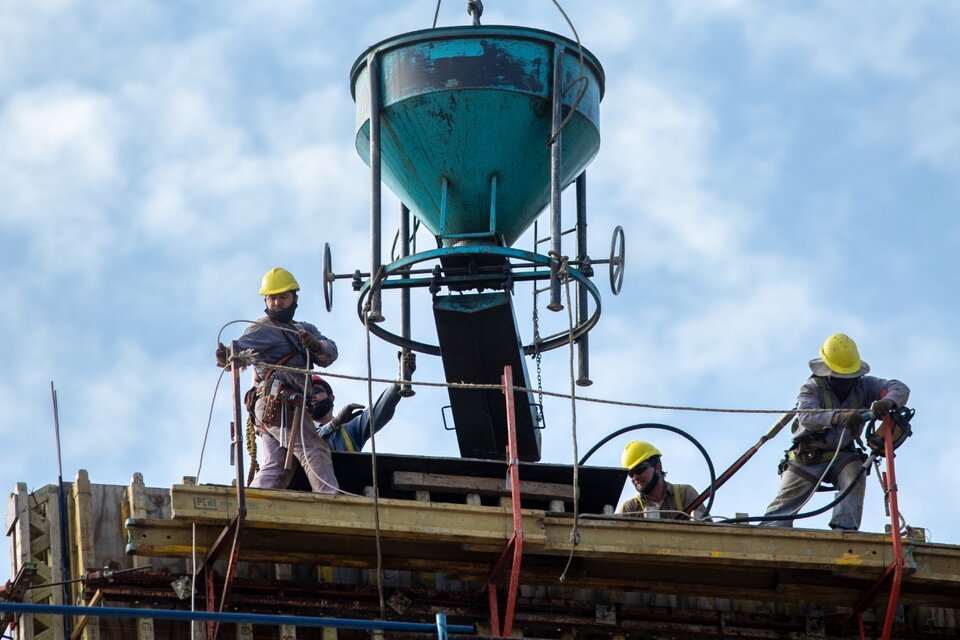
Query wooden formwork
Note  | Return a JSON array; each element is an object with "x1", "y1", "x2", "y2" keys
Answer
[
  {"x1": 8, "y1": 470, "x2": 960, "y2": 639},
  {"x1": 6, "y1": 471, "x2": 192, "y2": 640},
  {"x1": 7, "y1": 481, "x2": 67, "y2": 640}
]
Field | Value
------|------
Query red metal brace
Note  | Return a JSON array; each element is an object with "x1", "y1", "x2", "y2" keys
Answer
[
  {"x1": 485, "y1": 365, "x2": 524, "y2": 637},
  {"x1": 849, "y1": 413, "x2": 905, "y2": 640}
]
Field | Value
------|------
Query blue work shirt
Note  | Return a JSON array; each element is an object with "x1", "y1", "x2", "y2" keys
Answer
[{"x1": 318, "y1": 384, "x2": 402, "y2": 451}]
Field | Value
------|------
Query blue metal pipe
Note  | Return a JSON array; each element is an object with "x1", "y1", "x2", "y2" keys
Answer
[{"x1": 0, "y1": 603, "x2": 475, "y2": 634}]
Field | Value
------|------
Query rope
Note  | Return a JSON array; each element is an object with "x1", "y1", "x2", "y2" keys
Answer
[
  {"x1": 546, "y1": 0, "x2": 589, "y2": 146},
  {"x1": 431, "y1": 0, "x2": 442, "y2": 28},
  {"x1": 364, "y1": 268, "x2": 388, "y2": 620},
  {"x1": 556, "y1": 254, "x2": 580, "y2": 582},
  {"x1": 260, "y1": 359, "x2": 845, "y2": 418},
  {"x1": 196, "y1": 367, "x2": 228, "y2": 483}
]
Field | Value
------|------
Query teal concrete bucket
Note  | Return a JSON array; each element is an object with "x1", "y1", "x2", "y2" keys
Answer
[{"x1": 352, "y1": 26, "x2": 604, "y2": 247}]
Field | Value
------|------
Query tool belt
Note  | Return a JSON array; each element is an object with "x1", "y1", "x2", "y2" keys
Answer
[
  {"x1": 258, "y1": 385, "x2": 303, "y2": 430},
  {"x1": 779, "y1": 437, "x2": 865, "y2": 483}
]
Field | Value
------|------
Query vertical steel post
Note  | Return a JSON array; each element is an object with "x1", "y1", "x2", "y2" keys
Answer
[
  {"x1": 547, "y1": 43, "x2": 564, "y2": 312},
  {"x1": 435, "y1": 612, "x2": 448, "y2": 640},
  {"x1": 231, "y1": 341, "x2": 246, "y2": 515},
  {"x1": 368, "y1": 52, "x2": 384, "y2": 322},
  {"x1": 574, "y1": 172, "x2": 591, "y2": 386},
  {"x1": 49, "y1": 383, "x2": 73, "y2": 639},
  {"x1": 399, "y1": 203, "x2": 414, "y2": 397}
]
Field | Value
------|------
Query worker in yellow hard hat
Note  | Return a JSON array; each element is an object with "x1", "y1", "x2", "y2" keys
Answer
[
  {"x1": 216, "y1": 267, "x2": 341, "y2": 494},
  {"x1": 761, "y1": 333, "x2": 909, "y2": 530},
  {"x1": 618, "y1": 441, "x2": 707, "y2": 521}
]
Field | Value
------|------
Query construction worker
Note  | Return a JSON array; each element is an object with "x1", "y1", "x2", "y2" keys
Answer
[
  {"x1": 311, "y1": 352, "x2": 416, "y2": 451},
  {"x1": 618, "y1": 441, "x2": 707, "y2": 521},
  {"x1": 216, "y1": 267, "x2": 340, "y2": 494},
  {"x1": 761, "y1": 333, "x2": 909, "y2": 530}
]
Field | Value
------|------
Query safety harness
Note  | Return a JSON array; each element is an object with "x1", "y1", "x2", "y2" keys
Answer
[
  {"x1": 782, "y1": 377, "x2": 865, "y2": 485},
  {"x1": 634, "y1": 482, "x2": 685, "y2": 514}
]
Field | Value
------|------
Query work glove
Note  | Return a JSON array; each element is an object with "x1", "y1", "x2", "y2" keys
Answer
[
  {"x1": 841, "y1": 410, "x2": 866, "y2": 438},
  {"x1": 298, "y1": 330, "x2": 322, "y2": 353},
  {"x1": 870, "y1": 398, "x2": 896, "y2": 418},
  {"x1": 333, "y1": 403, "x2": 364, "y2": 427},
  {"x1": 215, "y1": 342, "x2": 228, "y2": 368}
]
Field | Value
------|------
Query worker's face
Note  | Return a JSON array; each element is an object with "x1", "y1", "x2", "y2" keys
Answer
[
  {"x1": 629, "y1": 462, "x2": 658, "y2": 494},
  {"x1": 264, "y1": 291, "x2": 295, "y2": 312},
  {"x1": 310, "y1": 388, "x2": 334, "y2": 423},
  {"x1": 827, "y1": 375, "x2": 859, "y2": 396}
]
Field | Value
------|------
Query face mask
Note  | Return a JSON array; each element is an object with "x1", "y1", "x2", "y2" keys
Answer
[
  {"x1": 265, "y1": 300, "x2": 297, "y2": 324},
  {"x1": 310, "y1": 397, "x2": 334, "y2": 422},
  {"x1": 827, "y1": 376, "x2": 857, "y2": 396}
]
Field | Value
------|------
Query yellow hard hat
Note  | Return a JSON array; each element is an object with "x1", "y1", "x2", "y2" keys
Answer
[
  {"x1": 621, "y1": 441, "x2": 661, "y2": 471},
  {"x1": 809, "y1": 333, "x2": 870, "y2": 378},
  {"x1": 259, "y1": 267, "x2": 300, "y2": 296}
]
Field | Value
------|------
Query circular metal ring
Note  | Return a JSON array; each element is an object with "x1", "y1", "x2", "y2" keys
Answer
[
  {"x1": 322, "y1": 242, "x2": 334, "y2": 312},
  {"x1": 355, "y1": 245, "x2": 603, "y2": 356},
  {"x1": 609, "y1": 225, "x2": 625, "y2": 295}
]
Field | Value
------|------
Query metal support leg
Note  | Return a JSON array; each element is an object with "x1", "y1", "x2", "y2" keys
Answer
[
  {"x1": 399, "y1": 203, "x2": 415, "y2": 397},
  {"x1": 547, "y1": 43, "x2": 564, "y2": 312},
  {"x1": 368, "y1": 52, "x2": 384, "y2": 322},
  {"x1": 574, "y1": 172, "x2": 591, "y2": 386},
  {"x1": 485, "y1": 365, "x2": 524, "y2": 637}
]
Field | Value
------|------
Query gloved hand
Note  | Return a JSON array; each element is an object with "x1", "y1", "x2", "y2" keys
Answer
[
  {"x1": 400, "y1": 351, "x2": 417, "y2": 379},
  {"x1": 870, "y1": 398, "x2": 896, "y2": 418},
  {"x1": 215, "y1": 342, "x2": 228, "y2": 368},
  {"x1": 841, "y1": 410, "x2": 866, "y2": 437},
  {"x1": 299, "y1": 330, "x2": 322, "y2": 353},
  {"x1": 333, "y1": 403, "x2": 364, "y2": 427}
]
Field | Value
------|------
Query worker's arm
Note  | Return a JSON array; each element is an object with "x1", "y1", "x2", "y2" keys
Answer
[
  {"x1": 297, "y1": 322, "x2": 338, "y2": 367},
  {"x1": 795, "y1": 378, "x2": 833, "y2": 433},
  {"x1": 348, "y1": 384, "x2": 404, "y2": 449}
]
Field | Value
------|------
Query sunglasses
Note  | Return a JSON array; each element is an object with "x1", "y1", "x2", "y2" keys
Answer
[{"x1": 629, "y1": 462, "x2": 653, "y2": 477}]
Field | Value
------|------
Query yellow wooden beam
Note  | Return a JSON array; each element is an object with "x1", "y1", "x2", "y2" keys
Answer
[{"x1": 121, "y1": 483, "x2": 960, "y2": 608}]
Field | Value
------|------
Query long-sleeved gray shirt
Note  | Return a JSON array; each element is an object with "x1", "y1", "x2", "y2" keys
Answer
[
  {"x1": 237, "y1": 316, "x2": 337, "y2": 389},
  {"x1": 793, "y1": 375, "x2": 909, "y2": 450}
]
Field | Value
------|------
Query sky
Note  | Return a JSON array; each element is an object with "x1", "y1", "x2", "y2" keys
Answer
[{"x1": 2, "y1": 1, "x2": 959, "y2": 580}]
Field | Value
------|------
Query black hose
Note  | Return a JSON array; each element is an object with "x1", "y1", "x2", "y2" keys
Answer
[
  {"x1": 718, "y1": 453, "x2": 877, "y2": 525},
  {"x1": 579, "y1": 423, "x2": 717, "y2": 518}
]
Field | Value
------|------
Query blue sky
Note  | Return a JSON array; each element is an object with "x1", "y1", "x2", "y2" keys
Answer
[{"x1": 2, "y1": 1, "x2": 959, "y2": 577}]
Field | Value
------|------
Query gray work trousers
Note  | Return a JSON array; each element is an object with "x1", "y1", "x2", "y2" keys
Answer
[
  {"x1": 250, "y1": 399, "x2": 339, "y2": 494},
  {"x1": 762, "y1": 454, "x2": 866, "y2": 530}
]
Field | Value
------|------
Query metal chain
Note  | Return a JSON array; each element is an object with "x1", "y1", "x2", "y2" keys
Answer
[{"x1": 532, "y1": 224, "x2": 545, "y2": 425}]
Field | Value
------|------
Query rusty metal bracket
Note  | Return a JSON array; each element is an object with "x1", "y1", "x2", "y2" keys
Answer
[
  {"x1": 195, "y1": 341, "x2": 248, "y2": 640},
  {"x1": 484, "y1": 365, "x2": 524, "y2": 637},
  {"x1": 848, "y1": 413, "x2": 906, "y2": 640}
]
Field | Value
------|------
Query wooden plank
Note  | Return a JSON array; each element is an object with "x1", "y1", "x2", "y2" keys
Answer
[
  {"x1": 130, "y1": 483, "x2": 960, "y2": 609},
  {"x1": 392, "y1": 471, "x2": 576, "y2": 501},
  {"x1": 170, "y1": 485, "x2": 548, "y2": 545},
  {"x1": 72, "y1": 470, "x2": 99, "y2": 640},
  {"x1": 126, "y1": 474, "x2": 159, "y2": 640},
  {"x1": 9, "y1": 483, "x2": 36, "y2": 639}
]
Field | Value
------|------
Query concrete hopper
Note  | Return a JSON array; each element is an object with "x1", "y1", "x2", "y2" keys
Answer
[{"x1": 351, "y1": 26, "x2": 604, "y2": 247}]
